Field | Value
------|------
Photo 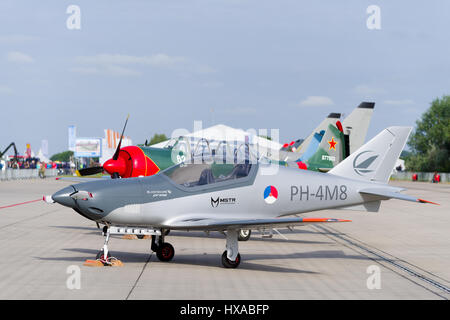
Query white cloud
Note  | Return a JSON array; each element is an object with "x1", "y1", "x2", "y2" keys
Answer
[
  {"x1": 200, "y1": 81, "x2": 224, "y2": 88},
  {"x1": 7, "y1": 51, "x2": 34, "y2": 63},
  {"x1": 221, "y1": 107, "x2": 258, "y2": 115},
  {"x1": 384, "y1": 99, "x2": 414, "y2": 105},
  {"x1": 0, "y1": 85, "x2": 13, "y2": 95},
  {"x1": 298, "y1": 96, "x2": 334, "y2": 107},
  {"x1": 70, "y1": 65, "x2": 141, "y2": 77},
  {"x1": 104, "y1": 65, "x2": 141, "y2": 76},
  {"x1": 73, "y1": 53, "x2": 215, "y2": 76},
  {"x1": 353, "y1": 84, "x2": 386, "y2": 95},
  {"x1": 75, "y1": 53, "x2": 186, "y2": 68},
  {"x1": 0, "y1": 34, "x2": 39, "y2": 44},
  {"x1": 69, "y1": 67, "x2": 100, "y2": 75}
]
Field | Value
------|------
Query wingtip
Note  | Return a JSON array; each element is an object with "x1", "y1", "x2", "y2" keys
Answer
[
  {"x1": 418, "y1": 198, "x2": 440, "y2": 205},
  {"x1": 302, "y1": 218, "x2": 352, "y2": 223}
]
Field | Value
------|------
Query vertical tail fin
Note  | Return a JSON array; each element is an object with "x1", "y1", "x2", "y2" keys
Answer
[
  {"x1": 328, "y1": 126, "x2": 411, "y2": 183},
  {"x1": 296, "y1": 113, "x2": 341, "y2": 154},
  {"x1": 304, "y1": 124, "x2": 345, "y2": 172},
  {"x1": 342, "y1": 102, "x2": 375, "y2": 154}
]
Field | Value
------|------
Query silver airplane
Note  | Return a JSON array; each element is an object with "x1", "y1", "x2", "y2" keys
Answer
[{"x1": 45, "y1": 126, "x2": 437, "y2": 268}]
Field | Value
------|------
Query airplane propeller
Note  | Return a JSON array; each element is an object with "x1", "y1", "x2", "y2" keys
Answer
[{"x1": 76, "y1": 115, "x2": 129, "y2": 179}]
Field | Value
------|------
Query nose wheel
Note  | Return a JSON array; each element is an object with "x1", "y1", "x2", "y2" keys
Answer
[
  {"x1": 95, "y1": 226, "x2": 115, "y2": 265},
  {"x1": 96, "y1": 249, "x2": 111, "y2": 262}
]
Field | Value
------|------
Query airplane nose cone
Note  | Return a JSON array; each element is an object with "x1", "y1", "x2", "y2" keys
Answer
[
  {"x1": 52, "y1": 186, "x2": 76, "y2": 208},
  {"x1": 103, "y1": 158, "x2": 127, "y2": 176}
]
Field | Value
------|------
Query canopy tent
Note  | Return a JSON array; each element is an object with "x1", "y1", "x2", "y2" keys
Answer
[{"x1": 151, "y1": 124, "x2": 282, "y2": 158}]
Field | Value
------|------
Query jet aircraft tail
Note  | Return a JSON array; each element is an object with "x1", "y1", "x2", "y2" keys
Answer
[
  {"x1": 294, "y1": 112, "x2": 341, "y2": 154},
  {"x1": 342, "y1": 102, "x2": 375, "y2": 154},
  {"x1": 328, "y1": 126, "x2": 411, "y2": 183},
  {"x1": 302, "y1": 123, "x2": 346, "y2": 172}
]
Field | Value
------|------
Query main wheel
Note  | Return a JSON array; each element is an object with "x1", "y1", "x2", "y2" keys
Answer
[
  {"x1": 156, "y1": 243, "x2": 175, "y2": 262},
  {"x1": 221, "y1": 251, "x2": 241, "y2": 268},
  {"x1": 238, "y1": 229, "x2": 251, "y2": 241}
]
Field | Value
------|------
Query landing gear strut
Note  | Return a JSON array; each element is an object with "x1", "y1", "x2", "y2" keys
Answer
[
  {"x1": 151, "y1": 229, "x2": 175, "y2": 262},
  {"x1": 222, "y1": 229, "x2": 241, "y2": 268},
  {"x1": 96, "y1": 226, "x2": 112, "y2": 264}
]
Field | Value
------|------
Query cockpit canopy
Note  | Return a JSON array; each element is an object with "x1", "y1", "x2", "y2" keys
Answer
[{"x1": 162, "y1": 161, "x2": 253, "y2": 188}]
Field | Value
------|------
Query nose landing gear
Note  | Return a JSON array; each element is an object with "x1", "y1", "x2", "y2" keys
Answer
[{"x1": 90, "y1": 226, "x2": 123, "y2": 266}]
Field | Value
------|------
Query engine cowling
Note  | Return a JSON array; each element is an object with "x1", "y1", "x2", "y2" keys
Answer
[{"x1": 103, "y1": 146, "x2": 160, "y2": 178}]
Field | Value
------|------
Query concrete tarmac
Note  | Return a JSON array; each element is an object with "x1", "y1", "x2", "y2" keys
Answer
[{"x1": 0, "y1": 178, "x2": 448, "y2": 299}]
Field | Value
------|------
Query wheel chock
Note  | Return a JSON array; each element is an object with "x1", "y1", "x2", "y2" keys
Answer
[
  {"x1": 110, "y1": 259, "x2": 124, "y2": 267},
  {"x1": 83, "y1": 259, "x2": 105, "y2": 267},
  {"x1": 122, "y1": 234, "x2": 138, "y2": 240},
  {"x1": 83, "y1": 259, "x2": 124, "y2": 267},
  {"x1": 122, "y1": 234, "x2": 151, "y2": 240}
]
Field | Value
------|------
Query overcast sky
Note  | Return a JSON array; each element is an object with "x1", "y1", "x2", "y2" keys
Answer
[{"x1": 1, "y1": 1, "x2": 449, "y2": 155}]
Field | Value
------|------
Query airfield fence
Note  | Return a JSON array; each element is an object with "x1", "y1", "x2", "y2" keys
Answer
[
  {"x1": 0, "y1": 169, "x2": 58, "y2": 181},
  {"x1": 391, "y1": 171, "x2": 449, "y2": 183}
]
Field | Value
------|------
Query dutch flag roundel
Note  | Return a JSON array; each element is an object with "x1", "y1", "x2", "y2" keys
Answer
[{"x1": 264, "y1": 185, "x2": 278, "y2": 204}]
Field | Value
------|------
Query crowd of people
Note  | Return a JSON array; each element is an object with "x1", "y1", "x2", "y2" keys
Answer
[{"x1": 0, "y1": 157, "x2": 74, "y2": 177}]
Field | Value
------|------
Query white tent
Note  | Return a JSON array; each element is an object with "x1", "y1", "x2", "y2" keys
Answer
[
  {"x1": 151, "y1": 124, "x2": 282, "y2": 159},
  {"x1": 36, "y1": 148, "x2": 49, "y2": 162}
]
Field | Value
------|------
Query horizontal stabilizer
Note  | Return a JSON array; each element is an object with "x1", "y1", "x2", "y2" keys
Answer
[
  {"x1": 337, "y1": 200, "x2": 381, "y2": 212},
  {"x1": 359, "y1": 188, "x2": 439, "y2": 205}
]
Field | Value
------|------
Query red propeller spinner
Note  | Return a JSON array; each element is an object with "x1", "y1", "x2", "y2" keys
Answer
[
  {"x1": 77, "y1": 115, "x2": 154, "y2": 179},
  {"x1": 102, "y1": 145, "x2": 158, "y2": 178}
]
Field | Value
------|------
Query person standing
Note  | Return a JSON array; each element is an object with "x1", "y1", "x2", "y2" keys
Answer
[{"x1": 39, "y1": 162, "x2": 46, "y2": 179}]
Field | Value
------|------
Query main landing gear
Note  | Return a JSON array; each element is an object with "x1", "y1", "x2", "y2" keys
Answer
[
  {"x1": 151, "y1": 228, "x2": 241, "y2": 268},
  {"x1": 151, "y1": 230, "x2": 175, "y2": 262},
  {"x1": 222, "y1": 229, "x2": 241, "y2": 268}
]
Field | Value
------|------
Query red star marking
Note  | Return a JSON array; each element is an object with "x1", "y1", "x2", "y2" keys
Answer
[{"x1": 328, "y1": 137, "x2": 337, "y2": 150}]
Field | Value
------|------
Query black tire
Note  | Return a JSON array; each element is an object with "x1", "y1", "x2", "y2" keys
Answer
[
  {"x1": 221, "y1": 251, "x2": 241, "y2": 268},
  {"x1": 156, "y1": 242, "x2": 175, "y2": 262},
  {"x1": 137, "y1": 235, "x2": 145, "y2": 239},
  {"x1": 238, "y1": 229, "x2": 251, "y2": 241}
]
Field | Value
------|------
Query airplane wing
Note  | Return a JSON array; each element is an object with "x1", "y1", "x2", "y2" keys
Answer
[
  {"x1": 359, "y1": 187, "x2": 439, "y2": 205},
  {"x1": 164, "y1": 216, "x2": 351, "y2": 231}
]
